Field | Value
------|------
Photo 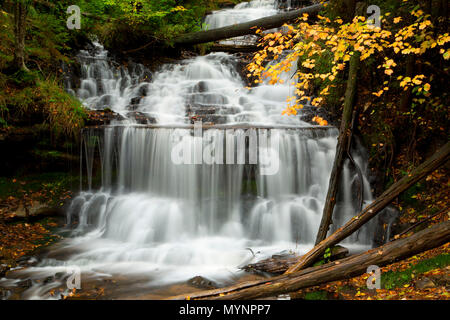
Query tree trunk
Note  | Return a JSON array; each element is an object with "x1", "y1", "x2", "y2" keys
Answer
[
  {"x1": 169, "y1": 221, "x2": 450, "y2": 300},
  {"x1": 399, "y1": 55, "x2": 415, "y2": 112},
  {"x1": 329, "y1": 0, "x2": 357, "y2": 22},
  {"x1": 315, "y1": 52, "x2": 361, "y2": 245},
  {"x1": 13, "y1": 0, "x2": 29, "y2": 72},
  {"x1": 173, "y1": 3, "x2": 324, "y2": 46},
  {"x1": 287, "y1": 141, "x2": 450, "y2": 273}
]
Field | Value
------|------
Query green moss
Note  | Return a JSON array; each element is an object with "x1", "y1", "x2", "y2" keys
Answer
[
  {"x1": 32, "y1": 149, "x2": 64, "y2": 160},
  {"x1": 304, "y1": 291, "x2": 328, "y2": 300},
  {"x1": 36, "y1": 78, "x2": 87, "y2": 138},
  {"x1": 381, "y1": 253, "x2": 450, "y2": 290},
  {"x1": 398, "y1": 181, "x2": 425, "y2": 207},
  {"x1": 1, "y1": 77, "x2": 86, "y2": 138}
]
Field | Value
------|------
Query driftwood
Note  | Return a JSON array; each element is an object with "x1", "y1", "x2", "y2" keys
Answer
[
  {"x1": 169, "y1": 221, "x2": 450, "y2": 300},
  {"x1": 173, "y1": 3, "x2": 324, "y2": 46},
  {"x1": 315, "y1": 52, "x2": 361, "y2": 245},
  {"x1": 287, "y1": 141, "x2": 450, "y2": 273}
]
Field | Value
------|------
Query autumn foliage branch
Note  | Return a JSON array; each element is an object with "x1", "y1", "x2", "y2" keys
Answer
[{"x1": 247, "y1": 4, "x2": 449, "y2": 126}]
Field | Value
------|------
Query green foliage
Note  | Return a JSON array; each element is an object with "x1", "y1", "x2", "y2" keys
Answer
[
  {"x1": 1, "y1": 76, "x2": 86, "y2": 138},
  {"x1": 0, "y1": 172, "x2": 79, "y2": 202},
  {"x1": 0, "y1": 2, "x2": 88, "y2": 136},
  {"x1": 304, "y1": 290, "x2": 328, "y2": 300},
  {"x1": 313, "y1": 247, "x2": 333, "y2": 266},
  {"x1": 35, "y1": 78, "x2": 87, "y2": 138},
  {"x1": 399, "y1": 181, "x2": 425, "y2": 207},
  {"x1": 90, "y1": 0, "x2": 217, "y2": 46},
  {"x1": 381, "y1": 253, "x2": 450, "y2": 290},
  {"x1": 324, "y1": 247, "x2": 332, "y2": 260}
]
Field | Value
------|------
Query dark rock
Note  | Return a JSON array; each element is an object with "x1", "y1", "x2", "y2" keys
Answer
[
  {"x1": 373, "y1": 206, "x2": 400, "y2": 246},
  {"x1": 415, "y1": 277, "x2": 436, "y2": 289},
  {"x1": 187, "y1": 276, "x2": 219, "y2": 290},
  {"x1": 55, "y1": 272, "x2": 66, "y2": 280},
  {"x1": 125, "y1": 112, "x2": 156, "y2": 124},
  {"x1": 142, "y1": 70, "x2": 152, "y2": 82},
  {"x1": 276, "y1": 0, "x2": 311, "y2": 10},
  {"x1": 130, "y1": 97, "x2": 141, "y2": 105},
  {"x1": 330, "y1": 245, "x2": 349, "y2": 260},
  {"x1": 428, "y1": 273, "x2": 450, "y2": 287},
  {"x1": 190, "y1": 114, "x2": 229, "y2": 124},
  {"x1": 217, "y1": 0, "x2": 237, "y2": 9},
  {"x1": 0, "y1": 288, "x2": 11, "y2": 300},
  {"x1": 137, "y1": 84, "x2": 149, "y2": 97},
  {"x1": 86, "y1": 109, "x2": 127, "y2": 126},
  {"x1": 0, "y1": 264, "x2": 9, "y2": 278},
  {"x1": 95, "y1": 95, "x2": 115, "y2": 110},
  {"x1": 186, "y1": 105, "x2": 240, "y2": 116},
  {"x1": 43, "y1": 276, "x2": 55, "y2": 284},
  {"x1": 126, "y1": 104, "x2": 138, "y2": 111},
  {"x1": 272, "y1": 250, "x2": 296, "y2": 260},
  {"x1": 18, "y1": 279, "x2": 32, "y2": 288},
  {"x1": 190, "y1": 93, "x2": 229, "y2": 106},
  {"x1": 192, "y1": 81, "x2": 208, "y2": 93}
]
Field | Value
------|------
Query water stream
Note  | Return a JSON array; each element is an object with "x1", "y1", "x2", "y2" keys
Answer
[{"x1": 1, "y1": 0, "x2": 377, "y2": 300}]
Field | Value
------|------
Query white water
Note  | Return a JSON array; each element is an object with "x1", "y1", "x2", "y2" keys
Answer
[
  {"x1": 204, "y1": 0, "x2": 279, "y2": 45},
  {"x1": 75, "y1": 44, "x2": 303, "y2": 126},
  {"x1": 1, "y1": 0, "x2": 376, "y2": 299}
]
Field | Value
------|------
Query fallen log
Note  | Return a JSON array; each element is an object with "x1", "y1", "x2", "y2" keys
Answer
[
  {"x1": 208, "y1": 44, "x2": 259, "y2": 53},
  {"x1": 169, "y1": 221, "x2": 450, "y2": 300},
  {"x1": 173, "y1": 3, "x2": 324, "y2": 46},
  {"x1": 243, "y1": 245, "x2": 349, "y2": 275},
  {"x1": 287, "y1": 141, "x2": 450, "y2": 273}
]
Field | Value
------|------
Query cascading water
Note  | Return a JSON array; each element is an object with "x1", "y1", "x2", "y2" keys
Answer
[
  {"x1": 204, "y1": 0, "x2": 279, "y2": 45},
  {"x1": 1, "y1": 0, "x2": 376, "y2": 299}
]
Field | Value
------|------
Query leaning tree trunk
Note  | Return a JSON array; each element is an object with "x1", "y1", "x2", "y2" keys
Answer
[
  {"x1": 315, "y1": 52, "x2": 361, "y2": 245},
  {"x1": 287, "y1": 141, "x2": 450, "y2": 273},
  {"x1": 173, "y1": 3, "x2": 324, "y2": 46},
  {"x1": 169, "y1": 221, "x2": 450, "y2": 300},
  {"x1": 13, "y1": 0, "x2": 29, "y2": 72}
]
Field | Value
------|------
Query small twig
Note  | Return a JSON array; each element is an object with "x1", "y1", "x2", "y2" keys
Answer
[
  {"x1": 28, "y1": 59, "x2": 43, "y2": 74},
  {"x1": 123, "y1": 38, "x2": 158, "y2": 54},
  {"x1": 395, "y1": 208, "x2": 447, "y2": 238}
]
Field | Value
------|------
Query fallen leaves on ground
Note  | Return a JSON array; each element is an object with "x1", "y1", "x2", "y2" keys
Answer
[{"x1": 293, "y1": 242, "x2": 449, "y2": 300}]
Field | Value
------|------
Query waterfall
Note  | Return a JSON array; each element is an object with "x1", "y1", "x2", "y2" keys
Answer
[{"x1": 2, "y1": 0, "x2": 376, "y2": 299}]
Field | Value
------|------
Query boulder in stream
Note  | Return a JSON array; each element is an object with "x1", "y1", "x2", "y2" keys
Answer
[{"x1": 187, "y1": 276, "x2": 219, "y2": 290}]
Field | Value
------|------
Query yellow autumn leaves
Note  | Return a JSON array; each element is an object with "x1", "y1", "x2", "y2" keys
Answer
[
  {"x1": 397, "y1": 75, "x2": 431, "y2": 92},
  {"x1": 247, "y1": 8, "x2": 448, "y2": 120}
]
